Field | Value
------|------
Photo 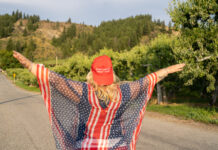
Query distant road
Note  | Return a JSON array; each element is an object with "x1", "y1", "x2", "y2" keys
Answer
[{"x1": 0, "y1": 72, "x2": 218, "y2": 150}]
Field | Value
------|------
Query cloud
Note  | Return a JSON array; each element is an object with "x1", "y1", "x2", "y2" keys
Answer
[{"x1": 0, "y1": 0, "x2": 172, "y2": 25}]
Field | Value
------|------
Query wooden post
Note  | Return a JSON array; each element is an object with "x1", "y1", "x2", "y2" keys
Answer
[
  {"x1": 157, "y1": 83, "x2": 162, "y2": 104},
  {"x1": 163, "y1": 86, "x2": 168, "y2": 103},
  {"x1": 211, "y1": 80, "x2": 218, "y2": 105}
]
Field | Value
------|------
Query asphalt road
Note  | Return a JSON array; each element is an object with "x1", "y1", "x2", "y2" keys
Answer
[{"x1": 0, "y1": 72, "x2": 218, "y2": 150}]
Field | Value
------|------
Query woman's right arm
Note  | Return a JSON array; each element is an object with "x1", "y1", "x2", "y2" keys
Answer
[{"x1": 127, "y1": 64, "x2": 186, "y2": 100}]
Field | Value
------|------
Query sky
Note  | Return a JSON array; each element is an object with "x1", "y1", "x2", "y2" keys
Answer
[{"x1": 0, "y1": 0, "x2": 172, "y2": 26}]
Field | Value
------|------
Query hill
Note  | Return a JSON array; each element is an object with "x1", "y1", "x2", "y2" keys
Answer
[{"x1": 0, "y1": 11, "x2": 172, "y2": 60}]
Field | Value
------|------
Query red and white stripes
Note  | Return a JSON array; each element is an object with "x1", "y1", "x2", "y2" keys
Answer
[
  {"x1": 36, "y1": 64, "x2": 52, "y2": 123},
  {"x1": 130, "y1": 73, "x2": 157, "y2": 150},
  {"x1": 82, "y1": 85, "x2": 121, "y2": 150}
]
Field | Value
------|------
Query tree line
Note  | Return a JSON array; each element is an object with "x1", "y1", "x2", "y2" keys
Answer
[
  {"x1": 0, "y1": 10, "x2": 40, "y2": 38},
  {"x1": 52, "y1": 14, "x2": 170, "y2": 57},
  {"x1": 0, "y1": 38, "x2": 36, "y2": 70}
]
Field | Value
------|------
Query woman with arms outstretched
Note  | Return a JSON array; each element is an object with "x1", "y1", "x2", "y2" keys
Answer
[{"x1": 13, "y1": 51, "x2": 185, "y2": 150}]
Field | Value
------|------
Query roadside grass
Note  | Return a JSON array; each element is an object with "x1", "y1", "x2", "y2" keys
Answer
[
  {"x1": 5, "y1": 74, "x2": 40, "y2": 93},
  {"x1": 14, "y1": 80, "x2": 40, "y2": 92},
  {"x1": 147, "y1": 102, "x2": 218, "y2": 125}
]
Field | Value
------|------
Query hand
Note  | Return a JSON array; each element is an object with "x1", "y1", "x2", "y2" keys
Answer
[
  {"x1": 166, "y1": 63, "x2": 186, "y2": 74},
  {"x1": 13, "y1": 50, "x2": 32, "y2": 70},
  {"x1": 155, "y1": 63, "x2": 185, "y2": 83}
]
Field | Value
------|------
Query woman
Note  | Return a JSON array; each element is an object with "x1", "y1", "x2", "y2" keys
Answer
[{"x1": 13, "y1": 51, "x2": 185, "y2": 150}]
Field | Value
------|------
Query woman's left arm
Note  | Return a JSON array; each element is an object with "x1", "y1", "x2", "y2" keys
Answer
[
  {"x1": 13, "y1": 51, "x2": 37, "y2": 75},
  {"x1": 13, "y1": 51, "x2": 83, "y2": 103},
  {"x1": 155, "y1": 64, "x2": 186, "y2": 83}
]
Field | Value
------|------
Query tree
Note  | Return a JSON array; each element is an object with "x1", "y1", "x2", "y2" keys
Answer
[
  {"x1": 168, "y1": 21, "x2": 172, "y2": 34},
  {"x1": 19, "y1": 20, "x2": 23, "y2": 26},
  {"x1": 146, "y1": 34, "x2": 178, "y2": 103},
  {"x1": 168, "y1": 0, "x2": 218, "y2": 104},
  {"x1": 6, "y1": 38, "x2": 14, "y2": 51},
  {"x1": 66, "y1": 24, "x2": 76, "y2": 38},
  {"x1": 0, "y1": 50, "x2": 22, "y2": 70},
  {"x1": 67, "y1": 18, "x2": 71, "y2": 23},
  {"x1": 24, "y1": 39, "x2": 36, "y2": 61},
  {"x1": 27, "y1": 15, "x2": 40, "y2": 31},
  {"x1": 23, "y1": 28, "x2": 28, "y2": 36},
  {"x1": 143, "y1": 21, "x2": 151, "y2": 35},
  {"x1": 160, "y1": 21, "x2": 166, "y2": 32},
  {"x1": 15, "y1": 41, "x2": 23, "y2": 53},
  {"x1": 0, "y1": 14, "x2": 16, "y2": 38}
]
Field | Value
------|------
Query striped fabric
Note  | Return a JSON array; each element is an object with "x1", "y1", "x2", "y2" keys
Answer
[
  {"x1": 130, "y1": 73, "x2": 157, "y2": 150},
  {"x1": 36, "y1": 64, "x2": 157, "y2": 150},
  {"x1": 36, "y1": 64, "x2": 52, "y2": 122}
]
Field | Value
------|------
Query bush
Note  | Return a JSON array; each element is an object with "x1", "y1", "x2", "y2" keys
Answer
[
  {"x1": 52, "y1": 45, "x2": 150, "y2": 82},
  {"x1": 0, "y1": 50, "x2": 22, "y2": 70},
  {"x1": 6, "y1": 68, "x2": 38, "y2": 86}
]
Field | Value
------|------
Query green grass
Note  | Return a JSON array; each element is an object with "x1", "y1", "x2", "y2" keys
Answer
[
  {"x1": 6, "y1": 75, "x2": 40, "y2": 93},
  {"x1": 147, "y1": 103, "x2": 218, "y2": 125},
  {"x1": 14, "y1": 80, "x2": 40, "y2": 92}
]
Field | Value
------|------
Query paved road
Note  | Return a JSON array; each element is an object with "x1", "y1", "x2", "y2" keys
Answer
[{"x1": 0, "y1": 72, "x2": 218, "y2": 150}]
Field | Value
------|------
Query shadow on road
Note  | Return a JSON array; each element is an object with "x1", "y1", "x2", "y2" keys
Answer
[{"x1": 0, "y1": 94, "x2": 41, "y2": 104}]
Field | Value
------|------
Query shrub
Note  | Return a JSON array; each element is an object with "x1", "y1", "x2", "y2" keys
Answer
[{"x1": 6, "y1": 68, "x2": 38, "y2": 86}]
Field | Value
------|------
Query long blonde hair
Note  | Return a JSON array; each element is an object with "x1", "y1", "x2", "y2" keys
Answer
[{"x1": 86, "y1": 71, "x2": 120, "y2": 103}]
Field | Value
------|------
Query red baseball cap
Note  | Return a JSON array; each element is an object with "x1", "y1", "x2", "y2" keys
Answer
[{"x1": 91, "y1": 55, "x2": 114, "y2": 85}]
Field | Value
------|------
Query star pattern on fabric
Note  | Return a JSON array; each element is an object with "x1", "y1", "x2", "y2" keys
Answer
[{"x1": 36, "y1": 64, "x2": 157, "y2": 150}]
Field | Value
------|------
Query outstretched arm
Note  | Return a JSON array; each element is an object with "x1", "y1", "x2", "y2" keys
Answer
[
  {"x1": 13, "y1": 51, "x2": 82, "y2": 103},
  {"x1": 127, "y1": 63, "x2": 185, "y2": 100},
  {"x1": 13, "y1": 50, "x2": 36, "y2": 75},
  {"x1": 155, "y1": 64, "x2": 186, "y2": 83}
]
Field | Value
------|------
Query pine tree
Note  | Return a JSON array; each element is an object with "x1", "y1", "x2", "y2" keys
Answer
[
  {"x1": 24, "y1": 39, "x2": 36, "y2": 61},
  {"x1": 23, "y1": 28, "x2": 28, "y2": 36},
  {"x1": 19, "y1": 20, "x2": 23, "y2": 26},
  {"x1": 143, "y1": 22, "x2": 151, "y2": 35},
  {"x1": 67, "y1": 24, "x2": 76, "y2": 38},
  {"x1": 67, "y1": 18, "x2": 71, "y2": 23},
  {"x1": 168, "y1": 21, "x2": 172, "y2": 34},
  {"x1": 160, "y1": 21, "x2": 166, "y2": 32},
  {"x1": 6, "y1": 38, "x2": 14, "y2": 51},
  {"x1": 15, "y1": 41, "x2": 22, "y2": 52}
]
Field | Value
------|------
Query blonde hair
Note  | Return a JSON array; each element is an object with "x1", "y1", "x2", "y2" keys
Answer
[{"x1": 86, "y1": 71, "x2": 120, "y2": 103}]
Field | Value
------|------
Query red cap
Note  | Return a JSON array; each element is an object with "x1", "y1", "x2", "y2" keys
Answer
[{"x1": 91, "y1": 55, "x2": 113, "y2": 85}]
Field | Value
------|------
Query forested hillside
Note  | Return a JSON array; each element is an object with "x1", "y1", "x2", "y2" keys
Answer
[
  {"x1": 0, "y1": 11, "x2": 169, "y2": 61},
  {"x1": 52, "y1": 14, "x2": 169, "y2": 56}
]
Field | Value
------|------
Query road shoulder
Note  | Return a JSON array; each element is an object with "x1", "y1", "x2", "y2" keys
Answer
[{"x1": 146, "y1": 111, "x2": 218, "y2": 132}]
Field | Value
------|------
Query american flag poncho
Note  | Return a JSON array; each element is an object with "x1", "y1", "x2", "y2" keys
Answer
[{"x1": 36, "y1": 64, "x2": 157, "y2": 150}]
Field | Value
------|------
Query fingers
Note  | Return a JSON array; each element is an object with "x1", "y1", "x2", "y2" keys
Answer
[
  {"x1": 167, "y1": 63, "x2": 186, "y2": 74},
  {"x1": 178, "y1": 63, "x2": 186, "y2": 68},
  {"x1": 13, "y1": 50, "x2": 20, "y2": 59},
  {"x1": 13, "y1": 51, "x2": 25, "y2": 65},
  {"x1": 13, "y1": 51, "x2": 23, "y2": 61}
]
